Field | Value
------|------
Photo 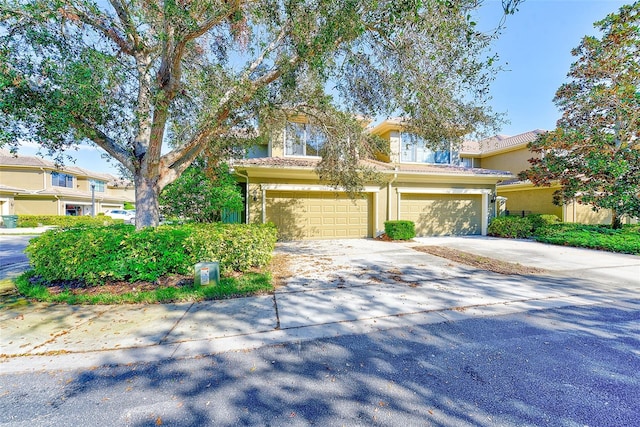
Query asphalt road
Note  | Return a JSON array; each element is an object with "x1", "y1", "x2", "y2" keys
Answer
[
  {"x1": 0, "y1": 236, "x2": 32, "y2": 280},
  {"x1": 1, "y1": 299, "x2": 638, "y2": 426}
]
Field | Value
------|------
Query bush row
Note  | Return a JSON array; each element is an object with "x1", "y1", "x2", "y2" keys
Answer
[
  {"x1": 384, "y1": 220, "x2": 416, "y2": 240},
  {"x1": 534, "y1": 223, "x2": 640, "y2": 255},
  {"x1": 17, "y1": 214, "x2": 121, "y2": 227},
  {"x1": 25, "y1": 223, "x2": 278, "y2": 285},
  {"x1": 488, "y1": 214, "x2": 560, "y2": 238}
]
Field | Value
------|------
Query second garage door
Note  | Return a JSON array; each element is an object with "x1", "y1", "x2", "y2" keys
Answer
[
  {"x1": 266, "y1": 191, "x2": 370, "y2": 240},
  {"x1": 400, "y1": 193, "x2": 482, "y2": 236}
]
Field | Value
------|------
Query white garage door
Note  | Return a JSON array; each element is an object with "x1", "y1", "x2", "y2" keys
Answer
[
  {"x1": 266, "y1": 191, "x2": 370, "y2": 240},
  {"x1": 401, "y1": 193, "x2": 482, "y2": 236}
]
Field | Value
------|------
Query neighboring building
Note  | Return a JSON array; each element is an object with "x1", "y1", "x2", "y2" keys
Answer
[
  {"x1": 233, "y1": 118, "x2": 513, "y2": 240},
  {"x1": 0, "y1": 150, "x2": 134, "y2": 220},
  {"x1": 461, "y1": 130, "x2": 635, "y2": 225}
]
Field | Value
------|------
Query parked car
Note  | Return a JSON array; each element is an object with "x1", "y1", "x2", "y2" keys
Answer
[{"x1": 104, "y1": 209, "x2": 135, "y2": 224}]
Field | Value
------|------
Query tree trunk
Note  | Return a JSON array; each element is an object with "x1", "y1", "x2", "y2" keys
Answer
[
  {"x1": 611, "y1": 209, "x2": 622, "y2": 229},
  {"x1": 134, "y1": 173, "x2": 161, "y2": 228}
]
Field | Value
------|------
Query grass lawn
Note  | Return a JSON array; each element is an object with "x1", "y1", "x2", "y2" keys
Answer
[
  {"x1": 534, "y1": 224, "x2": 640, "y2": 255},
  {"x1": 12, "y1": 270, "x2": 273, "y2": 305}
]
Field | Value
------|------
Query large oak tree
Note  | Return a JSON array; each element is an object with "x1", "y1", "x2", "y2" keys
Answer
[
  {"x1": 1, "y1": 0, "x2": 522, "y2": 227},
  {"x1": 521, "y1": 2, "x2": 640, "y2": 228}
]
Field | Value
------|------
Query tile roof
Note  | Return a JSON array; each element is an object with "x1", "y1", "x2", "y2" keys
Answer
[
  {"x1": 235, "y1": 156, "x2": 512, "y2": 177},
  {"x1": 477, "y1": 129, "x2": 546, "y2": 154},
  {"x1": 0, "y1": 150, "x2": 131, "y2": 186},
  {"x1": 395, "y1": 163, "x2": 512, "y2": 176}
]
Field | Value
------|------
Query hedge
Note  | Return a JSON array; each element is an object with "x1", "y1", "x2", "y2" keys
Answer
[
  {"x1": 384, "y1": 220, "x2": 415, "y2": 240},
  {"x1": 17, "y1": 214, "x2": 121, "y2": 227},
  {"x1": 25, "y1": 223, "x2": 277, "y2": 285},
  {"x1": 488, "y1": 214, "x2": 561, "y2": 239}
]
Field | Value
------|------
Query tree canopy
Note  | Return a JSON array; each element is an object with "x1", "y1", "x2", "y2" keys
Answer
[
  {"x1": 159, "y1": 161, "x2": 243, "y2": 223},
  {"x1": 1, "y1": 0, "x2": 523, "y2": 227},
  {"x1": 521, "y1": 2, "x2": 640, "y2": 227}
]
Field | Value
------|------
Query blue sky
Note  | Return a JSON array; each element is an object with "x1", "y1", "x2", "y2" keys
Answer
[
  {"x1": 477, "y1": 0, "x2": 628, "y2": 136},
  {"x1": 15, "y1": 0, "x2": 629, "y2": 175}
]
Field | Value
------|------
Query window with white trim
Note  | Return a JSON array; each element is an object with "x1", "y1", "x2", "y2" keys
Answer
[
  {"x1": 400, "y1": 133, "x2": 452, "y2": 164},
  {"x1": 51, "y1": 172, "x2": 74, "y2": 188},
  {"x1": 90, "y1": 180, "x2": 106, "y2": 192},
  {"x1": 285, "y1": 122, "x2": 327, "y2": 157}
]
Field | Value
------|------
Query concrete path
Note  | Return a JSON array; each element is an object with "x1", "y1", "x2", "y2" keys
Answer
[{"x1": 1, "y1": 238, "x2": 638, "y2": 374}]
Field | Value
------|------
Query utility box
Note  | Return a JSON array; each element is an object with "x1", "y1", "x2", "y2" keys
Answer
[
  {"x1": 194, "y1": 262, "x2": 220, "y2": 286},
  {"x1": 1, "y1": 215, "x2": 18, "y2": 228}
]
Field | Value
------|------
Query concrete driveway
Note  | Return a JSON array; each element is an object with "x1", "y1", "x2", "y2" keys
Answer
[{"x1": 1, "y1": 236, "x2": 638, "y2": 373}]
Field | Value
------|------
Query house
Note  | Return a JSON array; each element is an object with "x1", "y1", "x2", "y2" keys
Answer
[
  {"x1": 232, "y1": 118, "x2": 513, "y2": 240},
  {"x1": 0, "y1": 149, "x2": 134, "y2": 220},
  {"x1": 461, "y1": 131, "x2": 634, "y2": 225}
]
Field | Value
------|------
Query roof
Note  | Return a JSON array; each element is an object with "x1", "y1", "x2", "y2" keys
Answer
[
  {"x1": 0, "y1": 149, "x2": 132, "y2": 186},
  {"x1": 234, "y1": 156, "x2": 512, "y2": 177},
  {"x1": 468, "y1": 129, "x2": 547, "y2": 155}
]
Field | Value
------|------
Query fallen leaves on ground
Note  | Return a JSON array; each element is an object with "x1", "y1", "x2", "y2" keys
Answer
[{"x1": 412, "y1": 246, "x2": 548, "y2": 275}]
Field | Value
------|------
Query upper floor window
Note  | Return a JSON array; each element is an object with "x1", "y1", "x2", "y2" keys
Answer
[
  {"x1": 400, "y1": 133, "x2": 452, "y2": 164},
  {"x1": 90, "y1": 180, "x2": 106, "y2": 192},
  {"x1": 285, "y1": 122, "x2": 327, "y2": 157},
  {"x1": 51, "y1": 172, "x2": 74, "y2": 188}
]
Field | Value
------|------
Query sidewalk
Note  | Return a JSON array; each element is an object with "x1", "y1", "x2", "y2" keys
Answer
[{"x1": 1, "y1": 238, "x2": 639, "y2": 374}]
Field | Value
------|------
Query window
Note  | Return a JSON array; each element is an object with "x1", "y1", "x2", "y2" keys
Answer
[
  {"x1": 52, "y1": 172, "x2": 74, "y2": 188},
  {"x1": 90, "y1": 180, "x2": 106, "y2": 192},
  {"x1": 400, "y1": 133, "x2": 452, "y2": 164},
  {"x1": 285, "y1": 122, "x2": 327, "y2": 157}
]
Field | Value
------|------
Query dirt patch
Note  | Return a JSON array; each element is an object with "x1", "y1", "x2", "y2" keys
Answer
[
  {"x1": 413, "y1": 246, "x2": 548, "y2": 276},
  {"x1": 40, "y1": 275, "x2": 193, "y2": 296},
  {"x1": 269, "y1": 253, "x2": 294, "y2": 288}
]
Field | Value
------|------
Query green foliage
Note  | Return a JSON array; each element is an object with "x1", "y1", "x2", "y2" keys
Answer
[
  {"x1": 15, "y1": 270, "x2": 273, "y2": 304},
  {"x1": 488, "y1": 216, "x2": 533, "y2": 239},
  {"x1": 184, "y1": 223, "x2": 278, "y2": 274},
  {"x1": 521, "y1": 3, "x2": 640, "y2": 226},
  {"x1": 534, "y1": 224, "x2": 640, "y2": 255},
  {"x1": 159, "y1": 161, "x2": 243, "y2": 223},
  {"x1": 526, "y1": 214, "x2": 561, "y2": 232},
  {"x1": 17, "y1": 215, "x2": 121, "y2": 227},
  {"x1": 25, "y1": 223, "x2": 277, "y2": 285},
  {"x1": 384, "y1": 220, "x2": 416, "y2": 240},
  {"x1": 1, "y1": 0, "x2": 523, "y2": 227}
]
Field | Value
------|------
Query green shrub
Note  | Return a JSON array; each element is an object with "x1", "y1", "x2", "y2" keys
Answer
[
  {"x1": 384, "y1": 220, "x2": 415, "y2": 240},
  {"x1": 527, "y1": 214, "x2": 561, "y2": 232},
  {"x1": 488, "y1": 216, "x2": 533, "y2": 238},
  {"x1": 17, "y1": 215, "x2": 121, "y2": 227},
  {"x1": 184, "y1": 223, "x2": 278, "y2": 274},
  {"x1": 25, "y1": 223, "x2": 278, "y2": 285},
  {"x1": 534, "y1": 223, "x2": 640, "y2": 254}
]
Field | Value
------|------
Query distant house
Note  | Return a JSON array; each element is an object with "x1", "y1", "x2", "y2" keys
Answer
[
  {"x1": 232, "y1": 118, "x2": 513, "y2": 240},
  {"x1": 0, "y1": 150, "x2": 134, "y2": 220},
  {"x1": 461, "y1": 130, "x2": 635, "y2": 225}
]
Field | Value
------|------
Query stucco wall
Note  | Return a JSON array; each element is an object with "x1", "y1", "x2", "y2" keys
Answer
[
  {"x1": 498, "y1": 186, "x2": 563, "y2": 218},
  {"x1": 0, "y1": 168, "x2": 45, "y2": 190},
  {"x1": 480, "y1": 148, "x2": 537, "y2": 175}
]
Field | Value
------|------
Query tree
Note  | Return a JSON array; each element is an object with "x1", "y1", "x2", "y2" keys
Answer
[
  {"x1": 159, "y1": 161, "x2": 243, "y2": 223},
  {"x1": 1, "y1": 0, "x2": 523, "y2": 228},
  {"x1": 521, "y1": 2, "x2": 640, "y2": 228}
]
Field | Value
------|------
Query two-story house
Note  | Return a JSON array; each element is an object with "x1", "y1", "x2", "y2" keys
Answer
[
  {"x1": 460, "y1": 131, "x2": 631, "y2": 225},
  {"x1": 0, "y1": 149, "x2": 134, "y2": 219},
  {"x1": 232, "y1": 118, "x2": 513, "y2": 240}
]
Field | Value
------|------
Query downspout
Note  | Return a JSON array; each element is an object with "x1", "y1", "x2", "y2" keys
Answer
[
  {"x1": 235, "y1": 170, "x2": 250, "y2": 223},
  {"x1": 40, "y1": 168, "x2": 47, "y2": 190},
  {"x1": 387, "y1": 168, "x2": 398, "y2": 222},
  {"x1": 54, "y1": 195, "x2": 61, "y2": 215}
]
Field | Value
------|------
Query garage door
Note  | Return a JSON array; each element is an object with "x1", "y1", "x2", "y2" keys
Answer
[
  {"x1": 400, "y1": 193, "x2": 482, "y2": 236},
  {"x1": 266, "y1": 191, "x2": 370, "y2": 240}
]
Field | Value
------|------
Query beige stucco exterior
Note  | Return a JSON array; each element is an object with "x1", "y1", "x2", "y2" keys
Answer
[
  {"x1": 234, "y1": 119, "x2": 512, "y2": 240},
  {"x1": 0, "y1": 150, "x2": 134, "y2": 220},
  {"x1": 462, "y1": 131, "x2": 638, "y2": 225}
]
